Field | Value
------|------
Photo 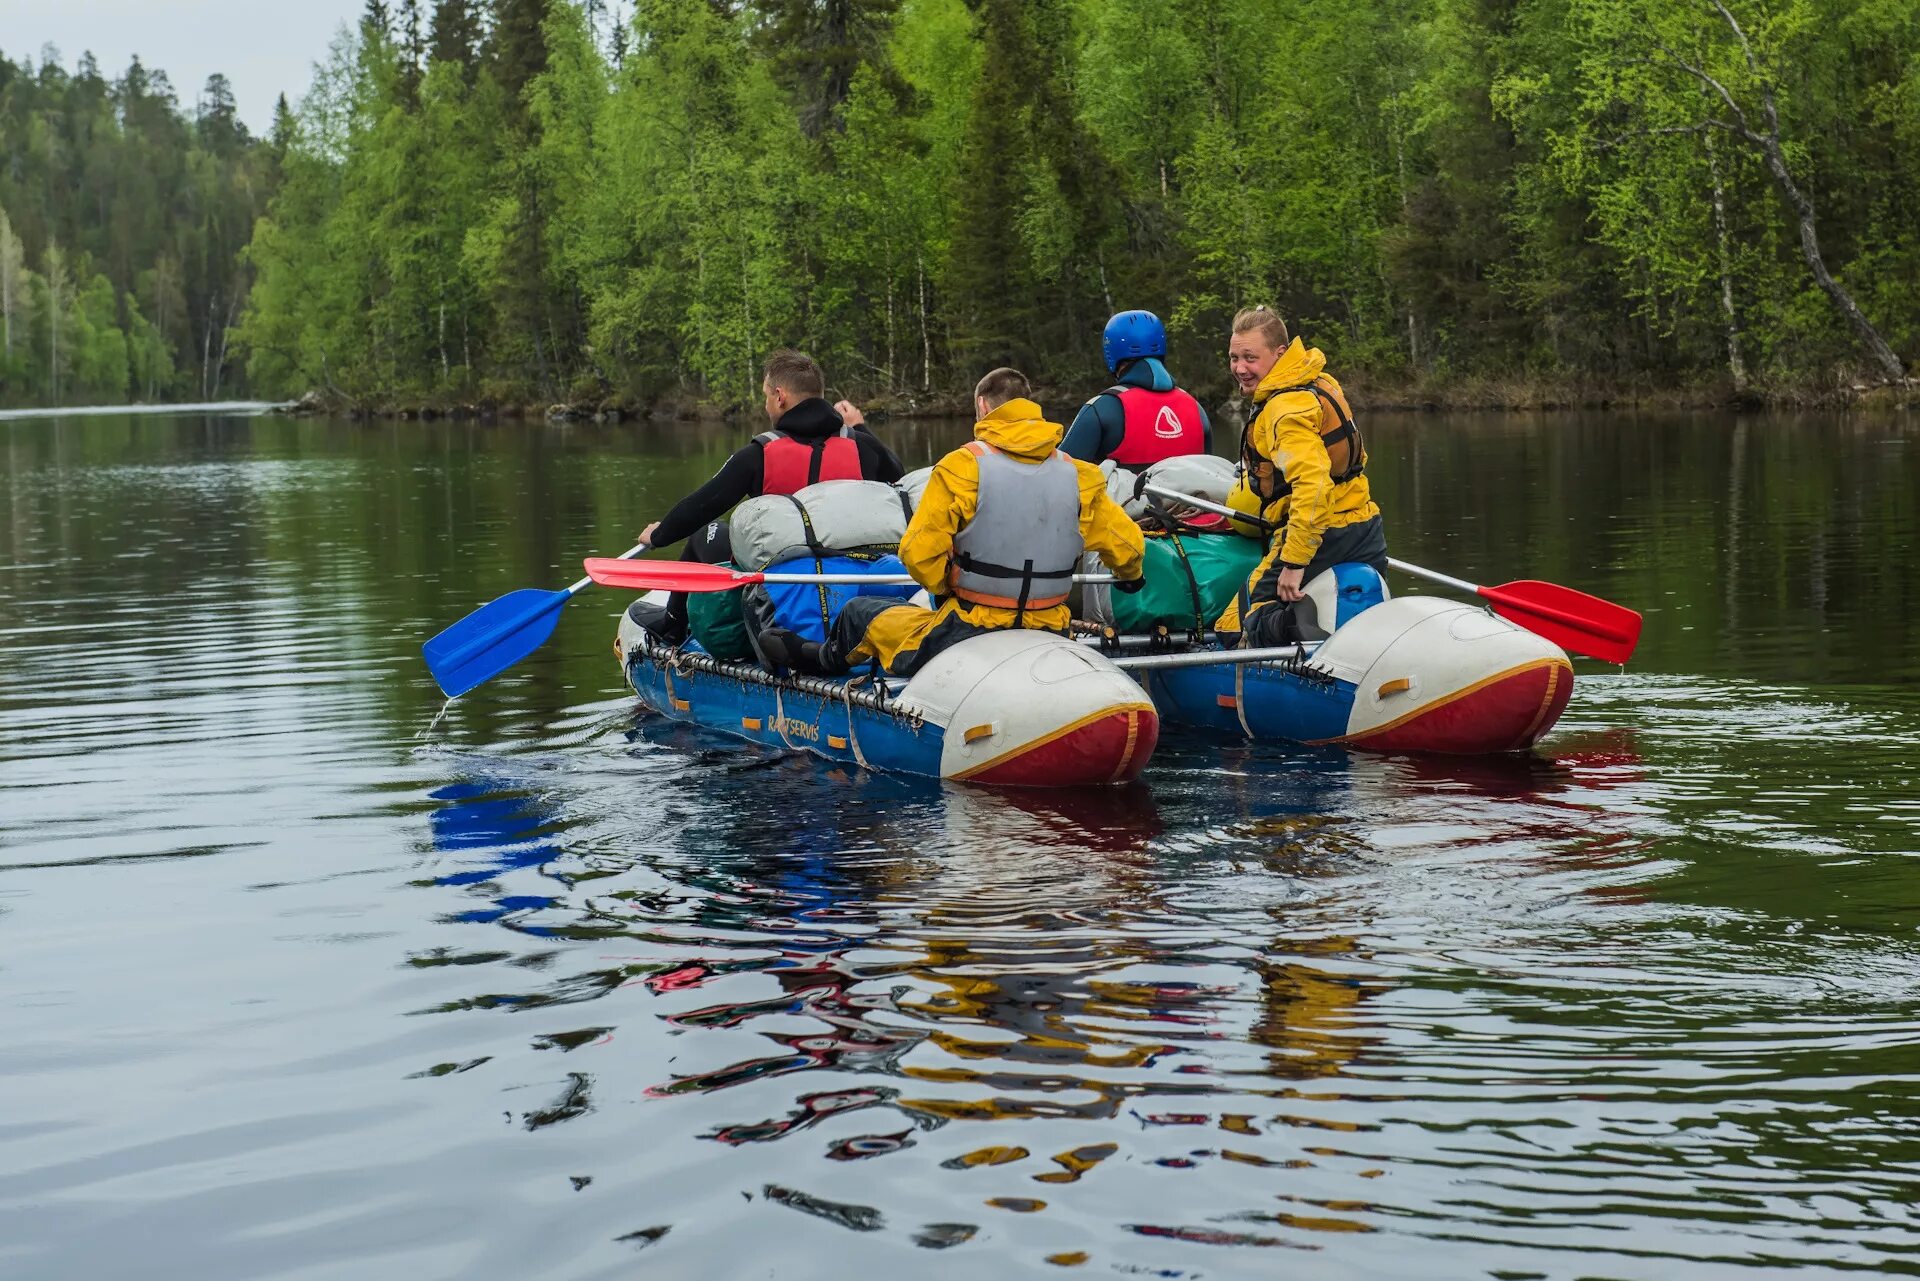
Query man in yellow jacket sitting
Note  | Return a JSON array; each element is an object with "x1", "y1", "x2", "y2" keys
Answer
[
  {"x1": 759, "y1": 367, "x2": 1147, "y2": 677},
  {"x1": 1215, "y1": 306, "x2": 1387, "y2": 647}
]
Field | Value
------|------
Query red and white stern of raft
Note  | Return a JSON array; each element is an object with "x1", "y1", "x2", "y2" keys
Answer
[
  {"x1": 895, "y1": 631, "x2": 1158, "y2": 786},
  {"x1": 1313, "y1": 596, "x2": 1575, "y2": 754}
]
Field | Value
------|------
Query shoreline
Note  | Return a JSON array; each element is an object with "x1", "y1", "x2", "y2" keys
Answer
[
  {"x1": 13, "y1": 376, "x2": 1911, "y2": 425},
  {"x1": 267, "y1": 372, "x2": 1918, "y2": 423}
]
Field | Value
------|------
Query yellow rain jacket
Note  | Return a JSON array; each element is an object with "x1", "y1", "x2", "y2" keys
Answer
[
  {"x1": 845, "y1": 399, "x2": 1146, "y2": 673},
  {"x1": 1238, "y1": 340, "x2": 1377, "y2": 563},
  {"x1": 1215, "y1": 342, "x2": 1380, "y2": 635}
]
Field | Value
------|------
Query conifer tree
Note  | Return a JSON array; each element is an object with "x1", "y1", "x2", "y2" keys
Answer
[
  {"x1": 432, "y1": 0, "x2": 487, "y2": 70},
  {"x1": 264, "y1": 93, "x2": 297, "y2": 190},
  {"x1": 430, "y1": 0, "x2": 485, "y2": 70},
  {"x1": 944, "y1": 0, "x2": 1118, "y2": 372},
  {"x1": 758, "y1": 0, "x2": 907, "y2": 136},
  {"x1": 197, "y1": 74, "x2": 244, "y2": 153},
  {"x1": 490, "y1": 0, "x2": 552, "y2": 112},
  {"x1": 480, "y1": 0, "x2": 571, "y2": 395},
  {"x1": 398, "y1": 0, "x2": 427, "y2": 101}
]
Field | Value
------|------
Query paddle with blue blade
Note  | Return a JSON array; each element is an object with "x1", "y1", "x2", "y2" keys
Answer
[{"x1": 423, "y1": 543, "x2": 648, "y2": 698}]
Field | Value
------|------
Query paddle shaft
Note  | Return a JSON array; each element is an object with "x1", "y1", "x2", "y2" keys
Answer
[
  {"x1": 1144, "y1": 482, "x2": 1273, "y2": 530},
  {"x1": 1146, "y1": 485, "x2": 1526, "y2": 594},
  {"x1": 1142, "y1": 482, "x2": 1642, "y2": 659},
  {"x1": 1149, "y1": 482, "x2": 1526, "y2": 595},
  {"x1": 1111, "y1": 645, "x2": 1308, "y2": 672},
  {"x1": 754, "y1": 572, "x2": 1116, "y2": 586},
  {"x1": 1386, "y1": 559, "x2": 1477, "y2": 595},
  {"x1": 570, "y1": 542, "x2": 648, "y2": 593},
  {"x1": 585, "y1": 557, "x2": 1118, "y2": 591}
]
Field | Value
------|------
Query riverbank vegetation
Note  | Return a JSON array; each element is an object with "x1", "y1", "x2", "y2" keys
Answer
[
  {"x1": 0, "y1": 54, "x2": 271, "y2": 405},
  {"x1": 6, "y1": 1, "x2": 1918, "y2": 413}
]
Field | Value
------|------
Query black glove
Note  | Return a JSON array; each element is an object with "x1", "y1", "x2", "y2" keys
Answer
[{"x1": 1115, "y1": 575, "x2": 1147, "y2": 595}]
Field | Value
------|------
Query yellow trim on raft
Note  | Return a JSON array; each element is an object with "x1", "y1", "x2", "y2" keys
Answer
[
  {"x1": 1520, "y1": 660, "x2": 1565, "y2": 741},
  {"x1": 1322, "y1": 658, "x2": 1574, "y2": 745},
  {"x1": 1107, "y1": 708, "x2": 1145, "y2": 783},
  {"x1": 952, "y1": 702, "x2": 1158, "y2": 781}
]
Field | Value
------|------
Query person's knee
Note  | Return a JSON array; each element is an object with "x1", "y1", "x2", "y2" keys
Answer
[
  {"x1": 1243, "y1": 602, "x2": 1305, "y2": 648},
  {"x1": 830, "y1": 596, "x2": 892, "y2": 654}
]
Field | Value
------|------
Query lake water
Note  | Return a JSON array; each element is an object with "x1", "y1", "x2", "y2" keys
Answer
[{"x1": 3, "y1": 406, "x2": 1917, "y2": 1279}]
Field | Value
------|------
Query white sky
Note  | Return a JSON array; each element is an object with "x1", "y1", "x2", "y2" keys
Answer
[{"x1": 1, "y1": 0, "x2": 366, "y2": 133}]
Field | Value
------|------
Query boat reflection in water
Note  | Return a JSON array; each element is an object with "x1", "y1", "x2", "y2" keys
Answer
[
  {"x1": 632, "y1": 753, "x2": 1393, "y2": 1184},
  {"x1": 413, "y1": 721, "x2": 1661, "y2": 1265}
]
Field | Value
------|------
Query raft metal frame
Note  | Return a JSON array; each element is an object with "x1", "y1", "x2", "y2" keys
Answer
[{"x1": 1068, "y1": 624, "x2": 1338, "y2": 684}]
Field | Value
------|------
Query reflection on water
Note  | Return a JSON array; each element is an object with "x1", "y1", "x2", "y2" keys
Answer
[
  {"x1": 2, "y1": 409, "x2": 1918, "y2": 1279},
  {"x1": 388, "y1": 718, "x2": 1919, "y2": 1275}
]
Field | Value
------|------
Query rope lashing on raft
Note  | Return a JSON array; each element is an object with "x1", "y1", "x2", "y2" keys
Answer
[
  {"x1": 1234, "y1": 661, "x2": 1253, "y2": 738},
  {"x1": 839, "y1": 674, "x2": 873, "y2": 769},
  {"x1": 631, "y1": 629, "x2": 918, "y2": 726}
]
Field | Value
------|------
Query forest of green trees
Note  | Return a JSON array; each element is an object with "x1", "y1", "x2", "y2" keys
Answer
[
  {"x1": 0, "y1": 51, "x2": 272, "y2": 406},
  {"x1": 4, "y1": 0, "x2": 1917, "y2": 412}
]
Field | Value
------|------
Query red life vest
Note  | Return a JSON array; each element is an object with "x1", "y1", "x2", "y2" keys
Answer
[
  {"x1": 1108, "y1": 385, "x2": 1206, "y2": 467},
  {"x1": 756, "y1": 426, "x2": 863, "y2": 496}
]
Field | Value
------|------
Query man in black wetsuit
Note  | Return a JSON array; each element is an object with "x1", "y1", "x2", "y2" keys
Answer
[{"x1": 634, "y1": 349, "x2": 905, "y2": 644}]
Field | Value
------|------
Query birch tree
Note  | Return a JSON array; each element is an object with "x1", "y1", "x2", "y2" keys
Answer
[
  {"x1": 0, "y1": 206, "x2": 23, "y2": 364},
  {"x1": 1544, "y1": 0, "x2": 1906, "y2": 381},
  {"x1": 43, "y1": 244, "x2": 72, "y2": 403}
]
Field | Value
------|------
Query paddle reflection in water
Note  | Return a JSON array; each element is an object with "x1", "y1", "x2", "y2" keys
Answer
[{"x1": 427, "y1": 782, "x2": 568, "y2": 919}]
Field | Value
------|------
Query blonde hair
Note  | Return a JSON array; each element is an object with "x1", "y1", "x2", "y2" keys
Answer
[
  {"x1": 973, "y1": 367, "x2": 1031, "y2": 410},
  {"x1": 1231, "y1": 306, "x2": 1290, "y2": 350}
]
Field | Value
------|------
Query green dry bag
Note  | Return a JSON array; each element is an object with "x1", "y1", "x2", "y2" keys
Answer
[
  {"x1": 687, "y1": 563, "x2": 754, "y2": 660},
  {"x1": 1109, "y1": 531, "x2": 1267, "y2": 634}
]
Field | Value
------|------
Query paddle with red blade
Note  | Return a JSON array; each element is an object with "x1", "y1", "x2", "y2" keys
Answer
[
  {"x1": 1383, "y1": 561, "x2": 1642, "y2": 664},
  {"x1": 583, "y1": 559, "x2": 1118, "y2": 593},
  {"x1": 1140, "y1": 482, "x2": 1642, "y2": 663}
]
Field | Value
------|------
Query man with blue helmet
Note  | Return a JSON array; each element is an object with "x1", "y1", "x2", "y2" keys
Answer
[{"x1": 1062, "y1": 309, "x2": 1212, "y2": 466}]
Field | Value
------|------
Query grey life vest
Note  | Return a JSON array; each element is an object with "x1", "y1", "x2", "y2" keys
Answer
[{"x1": 950, "y1": 441, "x2": 1084, "y2": 613}]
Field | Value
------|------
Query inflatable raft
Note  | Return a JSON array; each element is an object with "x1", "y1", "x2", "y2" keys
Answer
[
  {"x1": 1121, "y1": 594, "x2": 1574, "y2": 754},
  {"x1": 1078, "y1": 463, "x2": 1581, "y2": 755},
  {"x1": 615, "y1": 603, "x2": 1158, "y2": 787}
]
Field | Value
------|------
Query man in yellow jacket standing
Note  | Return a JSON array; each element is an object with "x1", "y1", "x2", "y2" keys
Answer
[
  {"x1": 759, "y1": 368, "x2": 1147, "y2": 677},
  {"x1": 1215, "y1": 306, "x2": 1387, "y2": 647}
]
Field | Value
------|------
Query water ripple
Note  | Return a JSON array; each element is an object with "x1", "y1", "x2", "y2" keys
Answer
[{"x1": 6, "y1": 411, "x2": 1919, "y2": 1280}]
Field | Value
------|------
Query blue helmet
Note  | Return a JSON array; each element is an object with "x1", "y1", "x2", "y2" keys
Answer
[{"x1": 1102, "y1": 309, "x2": 1166, "y2": 372}]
